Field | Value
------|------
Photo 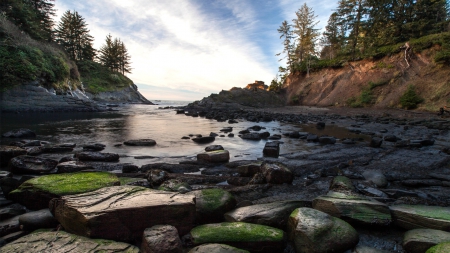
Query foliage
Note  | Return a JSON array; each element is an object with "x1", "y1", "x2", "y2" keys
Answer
[
  {"x1": 368, "y1": 80, "x2": 389, "y2": 90},
  {"x1": 98, "y1": 34, "x2": 132, "y2": 74},
  {"x1": 347, "y1": 87, "x2": 373, "y2": 107},
  {"x1": 400, "y1": 85, "x2": 424, "y2": 109}
]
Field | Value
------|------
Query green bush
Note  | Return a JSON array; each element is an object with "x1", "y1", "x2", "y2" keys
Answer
[
  {"x1": 400, "y1": 85, "x2": 424, "y2": 109},
  {"x1": 368, "y1": 80, "x2": 389, "y2": 90}
]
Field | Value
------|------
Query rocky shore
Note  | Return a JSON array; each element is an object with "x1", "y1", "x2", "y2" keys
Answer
[{"x1": 0, "y1": 105, "x2": 450, "y2": 252}]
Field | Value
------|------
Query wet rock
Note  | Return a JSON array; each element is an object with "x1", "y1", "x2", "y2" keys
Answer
[
  {"x1": 228, "y1": 119, "x2": 239, "y2": 124},
  {"x1": 190, "y1": 222, "x2": 285, "y2": 253},
  {"x1": 342, "y1": 139, "x2": 356, "y2": 144},
  {"x1": 259, "y1": 132, "x2": 270, "y2": 139},
  {"x1": 384, "y1": 135, "x2": 398, "y2": 142},
  {"x1": 319, "y1": 136, "x2": 336, "y2": 145},
  {"x1": 317, "y1": 122, "x2": 326, "y2": 129},
  {"x1": 221, "y1": 127, "x2": 233, "y2": 133},
  {"x1": 147, "y1": 169, "x2": 169, "y2": 187},
  {"x1": 75, "y1": 151, "x2": 120, "y2": 162},
  {"x1": 390, "y1": 205, "x2": 450, "y2": 230},
  {"x1": 124, "y1": 139, "x2": 157, "y2": 146},
  {"x1": 18, "y1": 209, "x2": 59, "y2": 231},
  {"x1": 141, "y1": 163, "x2": 202, "y2": 174},
  {"x1": 9, "y1": 155, "x2": 58, "y2": 174},
  {"x1": 355, "y1": 183, "x2": 389, "y2": 198},
  {"x1": 306, "y1": 134, "x2": 319, "y2": 142},
  {"x1": 182, "y1": 136, "x2": 190, "y2": 139},
  {"x1": 159, "y1": 179, "x2": 192, "y2": 193},
  {"x1": 122, "y1": 164, "x2": 139, "y2": 173},
  {"x1": 56, "y1": 161, "x2": 94, "y2": 173},
  {"x1": 9, "y1": 140, "x2": 41, "y2": 148},
  {"x1": 268, "y1": 134, "x2": 282, "y2": 140},
  {"x1": 41, "y1": 145, "x2": 74, "y2": 153},
  {"x1": 288, "y1": 208, "x2": 359, "y2": 253},
  {"x1": 141, "y1": 225, "x2": 183, "y2": 253},
  {"x1": 0, "y1": 146, "x2": 28, "y2": 167},
  {"x1": 263, "y1": 142, "x2": 280, "y2": 158},
  {"x1": 241, "y1": 133, "x2": 262, "y2": 140},
  {"x1": 206, "y1": 145, "x2": 224, "y2": 152},
  {"x1": 197, "y1": 150, "x2": 230, "y2": 163},
  {"x1": 82, "y1": 143, "x2": 106, "y2": 151},
  {"x1": 227, "y1": 177, "x2": 251, "y2": 186},
  {"x1": 0, "y1": 177, "x2": 20, "y2": 197},
  {"x1": 224, "y1": 200, "x2": 310, "y2": 230},
  {"x1": 0, "y1": 204, "x2": 26, "y2": 220},
  {"x1": 188, "y1": 244, "x2": 250, "y2": 253},
  {"x1": 237, "y1": 163, "x2": 262, "y2": 177},
  {"x1": 188, "y1": 188, "x2": 236, "y2": 224},
  {"x1": 50, "y1": 186, "x2": 196, "y2": 242},
  {"x1": 0, "y1": 230, "x2": 139, "y2": 252},
  {"x1": 401, "y1": 179, "x2": 442, "y2": 187},
  {"x1": 260, "y1": 163, "x2": 293, "y2": 184},
  {"x1": 329, "y1": 176, "x2": 355, "y2": 192},
  {"x1": 248, "y1": 173, "x2": 266, "y2": 185},
  {"x1": 228, "y1": 133, "x2": 235, "y2": 137},
  {"x1": 1, "y1": 129, "x2": 36, "y2": 138},
  {"x1": 426, "y1": 242, "x2": 450, "y2": 253},
  {"x1": 0, "y1": 171, "x2": 12, "y2": 179},
  {"x1": 403, "y1": 229, "x2": 450, "y2": 253},
  {"x1": 193, "y1": 136, "x2": 215, "y2": 144},
  {"x1": 370, "y1": 137, "x2": 383, "y2": 148},
  {"x1": 353, "y1": 245, "x2": 391, "y2": 253},
  {"x1": 362, "y1": 170, "x2": 388, "y2": 188},
  {"x1": 0, "y1": 216, "x2": 20, "y2": 237},
  {"x1": 248, "y1": 126, "x2": 263, "y2": 131}
]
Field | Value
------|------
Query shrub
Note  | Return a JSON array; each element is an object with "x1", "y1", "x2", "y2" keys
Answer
[{"x1": 400, "y1": 85, "x2": 424, "y2": 109}]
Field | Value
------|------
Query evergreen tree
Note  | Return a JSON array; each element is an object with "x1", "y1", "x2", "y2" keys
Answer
[
  {"x1": 276, "y1": 20, "x2": 295, "y2": 72},
  {"x1": 98, "y1": 34, "x2": 132, "y2": 74},
  {"x1": 320, "y1": 12, "x2": 344, "y2": 59}
]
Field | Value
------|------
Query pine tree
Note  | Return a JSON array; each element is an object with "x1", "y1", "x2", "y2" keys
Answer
[
  {"x1": 98, "y1": 34, "x2": 132, "y2": 74},
  {"x1": 320, "y1": 12, "x2": 344, "y2": 59},
  {"x1": 276, "y1": 20, "x2": 295, "y2": 73}
]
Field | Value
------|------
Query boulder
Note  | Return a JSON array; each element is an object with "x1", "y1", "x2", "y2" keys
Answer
[
  {"x1": 9, "y1": 139, "x2": 41, "y2": 148},
  {"x1": 319, "y1": 136, "x2": 336, "y2": 145},
  {"x1": 0, "y1": 230, "x2": 139, "y2": 252},
  {"x1": 220, "y1": 127, "x2": 233, "y2": 133},
  {"x1": 197, "y1": 150, "x2": 230, "y2": 163},
  {"x1": 1, "y1": 129, "x2": 36, "y2": 138},
  {"x1": 390, "y1": 205, "x2": 450, "y2": 230},
  {"x1": 122, "y1": 164, "x2": 139, "y2": 173},
  {"x1": 0, "y1": 170, "x2": 12, "y2": 179},
  {"x1": 224, "y1": 200, "x2": 311, "y2": 230},
  {"x1": 370, "y1": 137, "x2": 383, "y2": 148},
  {"x1": 312, "y1": 192, "x2": 392, "y2": 226},
  {"x1": 260, "y1": 163, "x2": 293, "y2": 184},
  {"x1": 206, "y1": 145, "x2": 224, "y2": 152},
  {"x1": 0, "y1": 177, "x2": 20, "y2": 197},
  {"x1": 426, "y1": 242, "x2": 450, "y2": 253},
  {"x1": 188, "y1": 244, "x2": 250, "y2": 253},
  {"x1": 9, "y1": 172, "x2": 120, "y2": 210},
  {"x1": 56, "y1": 161, "x2": 94, "y2": 173},
  {"x1": 329, "y1": 176, "x2": 355, "y2": 192},
  {"x1": 403, "y1": 229, "x2": 450, "y2": 253},
  {"x1": 263, "y1": 142, "x2": 280, "y2": 158},
  {"x1": 193, "y1": 136, "x2": 215, "y2": 144},
  {"x1": 141, "y1": 225, "x2": 183, "y2": 253},
  {"x1": 75, "y1": 151, "x2": 120, "y2": 162},
  {"x1": 237, "y1": 163, "x2": 262, "y2": 177},
  {"x1": 248, "y1": 172, "x2": 266, "y2": 184},
  {"x1": 124, "y1": 139, "x2": 157, "y2": 146},
  {"x1": 82, "y1": 143, "x2": 106, "y2": 151},
  {"x1": 50, "y1": 186, "x2": 196, "y2": 242},
  {"x1": 147, "y1": 169, "x2": 169, "y2": 187},
  {"x1": 384, "y1": 135, "x2": 398, "y2": 142},
  {"x1": 158, "y1": 179, "x2": 192, "y2": 193},
  {"x1": 0, "y1": 146, "x2": 27, "y2": 167},
  {"x1": 190, "y1": 222, "x2": 285, "y2": 253},
  {"x1": 188, "y1": 188, "x2": 236, "y2": 224},
  {"x1": 9, "y1": 155, "x2": 58, "y2": 174},
  {"x1": 0, "y1": 204, "x2": 26, "y2": 220},
  {"x1": 362, "y1": 170, "x2": 388, "y2": 188},
  {"x1": 240, "y1": 133, "x2": 262, "y2": 140},
  {"x1": 306, "y1": 134, "x2": 319, "y2": 142},
  {"x1": 0, "y1": 216, "x2": 20, "y2": 237},
  {"x1": 288, "y1": 208, "x2": 359, "y2": 253},
  {"x1": 18, "y1": 208, "x2": 59, "y2": 231}
]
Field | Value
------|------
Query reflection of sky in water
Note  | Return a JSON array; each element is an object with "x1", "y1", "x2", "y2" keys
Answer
[{"x1": 1, "y1": 104, "x2": 366, "y2": 166}]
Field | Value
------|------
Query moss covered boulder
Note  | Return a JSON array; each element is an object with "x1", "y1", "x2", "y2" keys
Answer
[
  {"x1": 403, "y1": 229, "x2": 450, "y2": 253},
  {"x1": 288, "y1": 208, "x2": 359, "y2": 253},
  {"x1": 390, "y1": 205, "x2": 450, "y2": 230},
  {"x1": 312, "y1": 191, "x2": 391, "y2": 226},
  {"x1": 9, "y1": 172, "x2": 120, "y2": 210},
  {"x1": 50, "y1": 186, "x2": 196, "y2": 242},
  {"x1": 329, "y1": 176, "x2": 355, "y2": 192},
  {"x1": 427, "y1": 242, "x2": 450, "y2": 253},
  {"x1": 190, "y1": 222, "x2": 285, "y2": 253},
  {"x1": 188, "y1": 243, "x2": 250, "y2": 253},
  {"x1": 224, "y1": 200, "x2": 311, "y2": 230},
  {"x1": 188, "y1": 188, "x2": 237, "y2": 224},
  {"x1": 0, "y1": 230, "x2": 139, "y2": 252}
]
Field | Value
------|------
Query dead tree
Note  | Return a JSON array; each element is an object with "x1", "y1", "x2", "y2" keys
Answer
[{"x1": 400, "y1": 42, "x2": 412, "y2": 68}]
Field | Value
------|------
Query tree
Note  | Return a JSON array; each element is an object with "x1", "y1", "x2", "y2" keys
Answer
[
  {"x1": 276, "y1": 20, "x2": 295, "y2": 73},
  {"x1": 98, "y1": 34, "x2": 132, "y2": 74},
  {"x1": 320, "y1": 12, "x2": 344, "y2": 59}
]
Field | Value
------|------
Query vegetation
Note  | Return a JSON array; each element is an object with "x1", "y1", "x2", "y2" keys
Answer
[
  {"x1": 400, "y1": 85, "x2": 424, "y2": 109},
  {"x1": 98, "y1": 34, "x2": 132, "y2": 75},
  {"x1": 77, "y1": 60, "x2": 133, "y2": 93}
]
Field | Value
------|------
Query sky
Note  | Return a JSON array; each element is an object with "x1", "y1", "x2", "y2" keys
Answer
[{"x1": 55, "y1": 0, "x2": 336, "y2": 101}]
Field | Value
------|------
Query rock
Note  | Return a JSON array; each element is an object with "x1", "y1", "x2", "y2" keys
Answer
[
  {"x1": 18, "y1": 209, "x2": 59, "y2": 231},
  {"x1": 306, "y1": 134, "x2": 319, "y2": 142},
  {"x1": 288, "y1": 208, "x2": 359, "y2": 253},
  {"x1": 0, "y1": 177, "x2": 20, "y2": 197},
  {"x1": 370, "y1": 137, "x2": 383, "y2": 148},
  {"x1": 220, "y1": 127, "x2": 233, "y2": 133},
  {"x1": 122, "y1": 164, "x2": 139, "y2": 173},
  {"x1": 260, "y1": 163, "x2": 293, "y2": 184},
  {"x1": 237, "y1": 163, "x2": 262, "y2": 177},
  {"x1": 9, "y1": 155, "x2": 58, "y2": 174},
  {"x1": 268, "y1": 134, "x2": 281, "y2": 140},
  {"x1": 158, "y1": 179, "x2": 192, "y2": 193},
  {"x1": 248, "y1": 173, "x2": 266, "y2": 184},
  {"x1": 197, "y1": 150, "x2": 230, "y2": 163},
  {"x1": 240, "y1": 133, "x2": 262, "y2": 140},
  {"x1": 75, "y1": 151, "x2": 120, "y2": 162},
  {"x1": 182, "y1": 136, "x2": 190, "y2": 139},
  {"x1": 0, "y1": 230, "x2": 27, "y2": 243},
  {"x1": 355, "y1": 183, "x2": 388, "y2": 198},
  {"x1": 0, "y1": 146, "x2": 27, "y2": 167},
  {"x1": 248, "y1": 126, "x2": 263, "y2": 131},
  {"x1": 263, "y1": 142, "x2": 280, "y2": 158},
  {"x1": 193, "y1": 188, "x2": 237, "y2": 224},
  {"x1": 329, "y1": 176, "x2": 355, "y2": 192},
  {"x1": 188, "y1": 244, "x2": 250, "y2": 253},
  {"x1": 0, "y1": 170, "x2": 12, "y2": 179},
  {"x1": 0, "y1": 216, "x2": 20, "y2": 237},
  {"x1": 56, "y1": 161, "x2": 94, "y2": 173},
  {"x1": 124, "y1": 139, "x2": 157, "y2": 146},
  {"x1": 426, "y1": 242, "x2": 450, "y2": 253},
  {"x1": 312, "y1": 192, "x2": 392, "y2": 226},
  {"x1": 9, "y1": 139, "x2": 41, "y2": 148},
  {"x1": 0, "y1": 204, "x2": 26, "y2": 220},
  {"x1": 259, "y1": 132, "x2": 270, "y2": 139},
  {"x1": 403, "y1": 229, "x2": 450, "y2": 253},
  {"x1": 141, "y1": 225, "x2": 183, "y2": 253},
  {"x1": 353, "y1": 245, "x2": 391, "y2": 253},
  {"x1": 1, "y1": 129, "x2": 36, "y2": 138},
  {"x1": 0, "y1": 230, "x2": 139, "y2": 252},
  {"x1": 9, "y1": 172, "x2": 120, "y2": 210},
  {"x1": 228, "y1": 133, "x2": 235, "y2": 137},
  {"x1": 206, "y1": 145, "x2": 224, "y2": 152},
  {"x1": 82, "y1": 143, "x2": 106, "y2": 151},
  {"x1": 390, "y1": 205, "x2": 450, "y2": 230},
  {"x1": 317, "y1": 122, "x2": 326, "y2": 129},
  {"x1": 190, "y1": 222, "x2": 285, "y2": 253},
  {"x1": 319, "y1": 136, "x2": 336, "y2": 145},
  {"x1": 41, "y1": 145, "x2": 74, "y2": 153},
  {"x1": 224, "y1": 200, "x2": 311, "y2": 230},
  {"x1": 384, "y1": 135, "x2": 398, "y2": 142},
  {"x1": 147, "y1": 169, "x2": 169, "y2": 187},
  {"x1": 193, "y1": 136, "x2": 216, "y2": 144},
  {"x1": 362, "y1": 170, "x2": 388, "y2": 188},
  {"x1": 401, "y1": 179, "x2": 442, "y2": 187},
  {"x1": 50, "y1": 186, "x2": 196, "y2": 242}
]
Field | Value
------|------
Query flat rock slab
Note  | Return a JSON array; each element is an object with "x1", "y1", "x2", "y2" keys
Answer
[
  {"x1": 9, "y1": 172, "x2": 120, "y2": 210},
  {"x1": 0, "y1": 146, "x2": 27, "y2": 167},
  {"x1": 312, "y1": 191, "x2": 392, "y2": 226},
  {"x1": 0, "y1": 230, "x2": 139, "y2": 253},
  {"x1": 190, "y1": 222, "x2": 285, "y2": 253},
  {"x1": 9, "y1": 155, "x2": 58, "y2": 174},
  {"x1": 50, "y1": 186, "x2": 196, "y2": 242},
  {"x1": 75, "y1": 151, "x2": 120, "y2": 162},
  {"x1": 56, "y1": 161, "x2": 94, "y2": 173},
  {"x1": 124, "y1": 139, "x2": 157, "y2": 146},
  {"x1": 188, "y1": 243, "x2": 250, "y2": 253},
  {"x1": 224, "y1": 200, "x2": 311, "y2": 229},
  {"x1": 390, "y1": 205, "x2": 450, "y2": 230},
  {"x1": 197, "y1": 150, "x2": 230, "y2": 163},
  {"x1": 403, "y1": 229, "x2": 450, "y2": 253}
]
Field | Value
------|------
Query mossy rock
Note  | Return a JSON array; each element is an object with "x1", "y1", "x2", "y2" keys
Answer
[
  {"x1": 9, "y1": 172, "x2": 120, "y2": 210},
  {"x1": 426, "y1": 242, "x2": 450, "y2": 253},
  {"x1": 404, "y1": 229, "x2": 450, "y2": 253},
  {"x1": 188, "y1": 243, "x2": 250, "y2": 253},
  {"x1": 329, "y1": 176, "x2": 355, "y2": 192},
  {"x1": 390, "y1": 205, "x2": 450, "y2": 230},
  {"x1": 188, "y1": 188, "x2": 237, "y2": 224},
  {"x1": 158, "y1": 179, "x2": 192, "y2": 193},
  {"x1": 190, "y1": 222, "x2": 285, "y2": 253},
  {"x1": 0, "y1": 229, "x2": 139, "y2": 252}
]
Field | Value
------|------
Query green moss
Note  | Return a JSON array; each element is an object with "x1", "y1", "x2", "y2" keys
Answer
[
  {"x1": 290, "y1": 208, "x2": 300, "y2": 218},
  {"x1": 401, "y1": 205, "x2": 450, "y2": 221},
  {"x1": 200, "y1": 188, "x2": 233, "y2": 211},
  {"x1": 426, "y1": 242, "x2": 450, "y2": 253},
  {"x1": 11, "y1": 172, "x2": 119, "y2": 196},
  {"x1": 191, "y1": 222, "x2": 284, "y2": 244}
]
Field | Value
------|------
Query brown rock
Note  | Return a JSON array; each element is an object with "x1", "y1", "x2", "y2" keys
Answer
[
  {"x1": 260, "y1": 163, "x2": 293, "y2": 184},
  {"x1": 197, "y1": 150, "x2": 230, "y2": 163},
  {"x1": 141, "y1": 225, "x2": 183, "y2": 253},
  {"x1": 9, "y1": 155, "x2": 58, "y2": 174}
]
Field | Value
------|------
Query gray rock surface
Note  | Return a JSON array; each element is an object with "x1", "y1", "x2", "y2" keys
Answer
[
  {"x1": 141, "y1": 225, "x2": 183, "y2": 253},
  {"x1": 18, "y1": 209, "x2": 59, "y2": 231}
]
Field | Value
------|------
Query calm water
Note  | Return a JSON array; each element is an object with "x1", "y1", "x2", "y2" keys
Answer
[{"x1": 0, "y1": 101, "x2": 364, "y2": 166}]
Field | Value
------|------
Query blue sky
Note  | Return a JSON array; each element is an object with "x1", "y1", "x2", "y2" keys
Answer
[{"x1": 55, "y1": 0, "x2": 336, "y2": 101}]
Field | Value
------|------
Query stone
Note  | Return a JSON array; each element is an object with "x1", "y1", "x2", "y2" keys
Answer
[
  {"x1": 197, "y1": 150, "x2": 230, "y2": 163},
  {"x1": 9, "y1": 155, "x2": 58, "y2": 174},
  {"x1": 306, "y1": 134, "x2": 319, "y2": 142},
  {"x1": 237, "y1": 163, "x2": 262, "y2": 177},
  {"x1": 56, "y1": 161, "x2": 94, "y2": 173},
  {"x1": 240, "y1": 133, "x2": 262, "y2": 140},
  {"x1": 0, "y1": 230, "x2": 27, "y2": 243},
  {"x1": 260, "y1": 163, "x2": 293, "y2": 184},
  {"x1": 362, "y1": 170, "x2": 388, "y2": 188},
  {"x1": 206, "y1": 145, "x2": 224, "y2": 152},
  {"x1": 317, "y1": 122, "x2": 326, "y2": 129},
  {"x1": 401, "y1": 179, "x2": 442, "y2": 187},
  {"x1": 188, "y1": 244, "x2": 250, "y2": 253},
  {"x1": 188, "y1": 188, "x2": 236, "y2": 224},
  {"x1": 0, "y1": 177, "x2": 20, "y2": 197},
  {"x1": 158, "y1": 179, "x2": 192, "y2": 193},
  {"x1": 390, "y1": 205, "x2": 450, "y2": 230},
  {"x1": 9, "y1": 140, "x2": 41, "y2": 148},
  {"x1": 224, "y1": 200, "x2": 311, "y2": 230},
  {"x1": 75, "y1": 151, "x2": 120, "y2": 162},
  {"x1": 0, "y1": 230, "x2": 139, "y2": 252},
  {"x1": 122, "y1": 164, "x2": 139, "y2": 173},
  {"x1": 141, "y1": 225, "x2": 183, "y2": 253},
  {"x1": 319, "y1": 136, "x2": 336, "y2": 145},
  {"x1": 0, "y1": 170, "x2": 12, "y2": 179},
  {"x1": 41, "y1": 145, "x2": 74, "y2": 153},
  {"x1": 370, "y1": 137, "x2": 383, "y2": 148},
  {"x1": 190, "y1": 222, "x2": 285, "y2": 253},
  {"x1": 9, "y1": 172, "x2": 120, "y2": 210},
  {"x1": 0, "y1": 146, "x2": 27, "y2": 167},
  {"x1": 329, "y1": 176, "x2": 355, "y2": 192},
  {"x1": 426, "y1": 242, "x2": 450, "y2": 253},
  {"x1": 384, "y1": 135, "x2": 398, "y2": 142},
  {"x1": 220, "y1": 127, "x2": 233, "y2": 133},
  {"x1": 50, "y1": 186, "x2": 196, "y2": 242},
  {"x1": 263, "y1": 142, "x2": 280, "y2": 158},
  {"x1": 312, "y1": 192, "x2": 392, "y2": 226},
  {"x1": 353, "y1": 245, "x2": 391, "y2": 253},
  {"x1": 2, "y1": 129, "x2": 36, "y2": 138},
  {"x1": 289, "y1": 131, "x2": 301, "y2": 138},
  {"x1": 403, "y1": 229, "x2": 450, "y2": 253},
  {"x1": 0, "y1": 216, "x2": 20, "y2": 237},
  {"x1": 248, "y1": 173, "x2": 266, "y2": 184},
  {"x1": 0, "y1": 204, "x2": 26, "y2": 220},
  {"x1": 193, "y1": 136, "x2": 215, "y2": 144},
  {"x1": 124, "y1": 139, "x2": 157, "y2": 146},
  {"x1": 259, "y1": 132, "x2": 270, "y2": 139},
  {"x1": 82, "y1": 143, "x2": 106, "y2": 151},
  {"x1": 147, "y1": 169, "x2": 169, "y2": 187},
  {"x1": 18, "y1": 209, "x2": 59, "y2": 231},
  {"x1": 288, "y1": 208, "x2": 359, "y2": 253}
]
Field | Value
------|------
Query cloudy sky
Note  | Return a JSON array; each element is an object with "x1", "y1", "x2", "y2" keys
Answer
[{"x1": 55, "y1": 0, "x2": 335, "y2": 101}]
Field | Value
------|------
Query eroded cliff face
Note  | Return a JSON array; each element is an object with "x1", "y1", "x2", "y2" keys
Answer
[{"x1": 285, "y1": 47, "x2": 450, "y2": 110}]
